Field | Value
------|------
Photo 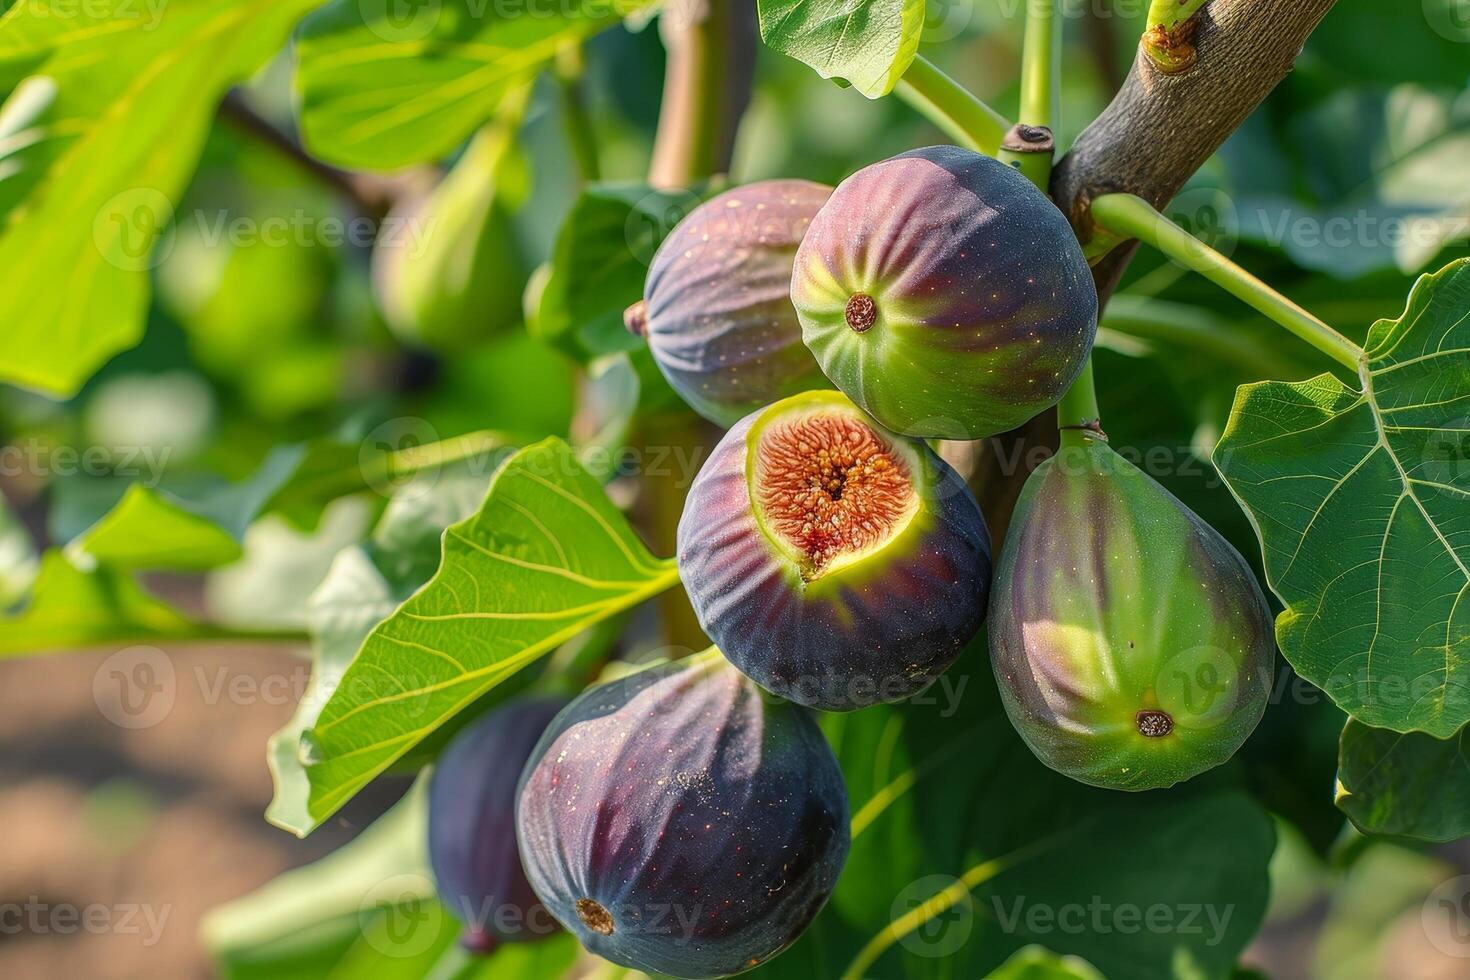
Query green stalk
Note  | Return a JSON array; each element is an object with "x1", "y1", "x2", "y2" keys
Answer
[
  {"x1": 1091, "y1": 193, "x2": 1363, "y2": 369},
  {"x1": 999, "y1": 0, "x2": 1060, "y2": 186},
  {"x1": 1147, "y1": 0, "x2": 1208, "y2": 29},
  {"x1": 894, "y1": 55, "x2": 1011, "y2": 156},
  {"x1": 1143, "y1": 0, "x2": 1209, "y2": 72},
  {"x1": 1056, "y1": 358, "x2": 1101, "y2": 447}
]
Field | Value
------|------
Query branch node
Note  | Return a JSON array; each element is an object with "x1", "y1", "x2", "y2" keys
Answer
[
  {"x1": 1002, "y1": 124, "x2": 1055, "y2": 154},
  {"x1": 1142, "y1": 12, "x2": 1203, "y2": 74}
]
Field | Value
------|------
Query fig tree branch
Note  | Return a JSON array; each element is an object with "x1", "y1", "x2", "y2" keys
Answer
[
  {"x1": 648, "y1": 0, "x2": 756, "y2": 188},
  {"x1": 1091, "y1": 193, "x2": 1361, "y2": 369},
  {"x1": 1051, "y1": 0, "x2": 1338, "y2": 305}
]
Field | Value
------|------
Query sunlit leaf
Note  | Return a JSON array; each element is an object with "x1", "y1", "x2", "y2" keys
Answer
[
  {"x1": 757, "y1": 0, "x2": 925, "y2": 98},
  {"x1": 1215, "y1": 258, "x2": 1470, "y2": 736},
  {"x1": 1336, "y1": 718, "x2": 1470, "y2": 842}
]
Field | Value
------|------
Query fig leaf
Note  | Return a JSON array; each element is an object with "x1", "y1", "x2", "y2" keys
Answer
[{"x1": 1215, "y1": 258, "x2": 1470, "y2": 736}]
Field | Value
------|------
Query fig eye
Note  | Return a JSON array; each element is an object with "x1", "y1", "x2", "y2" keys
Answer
[{"x1": 754, "y1": 411, "x2": 917, "y2": 577}]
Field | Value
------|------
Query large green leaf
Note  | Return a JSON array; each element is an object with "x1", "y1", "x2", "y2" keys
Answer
[
  {"x1": 294, "y1": 0, "x2": 651, "y2": 170},
  {"x1": 1215, "y1": 258, "x2": 1470, "y2": 736},
  {"x1": 986, "y1": 946, "x2": 1105, "y2": 980},
  {"x1": 0, "y1": 0, "x2": 321, "y2": 396},
  {"x1": 757, "y1": 0, "x2": 925, "y2": 98},
  {"x1": 1335, "y1": 719, "x2": 1470, "y2": 842},
  {"x1": 272, "y1": 438, "x2": 678, "y2": 835}
]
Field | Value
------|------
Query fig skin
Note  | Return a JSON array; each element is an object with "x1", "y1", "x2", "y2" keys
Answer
[
  {"x1": 677, "y1": 390, "x2": 992, "y2": 711},
  {"x1": 515, "y1": 655, "x2": 850, "y2": 978},
  {"x1": 988, "y1": 436, "x2": 1275, "y2": 791},
  {"x1": 428, "y1": 697, "x2": 566, "y2": 953},
  {"x1": 791, "y1": 145, "x2": 1097, "y2": 439},
  {"x1": 636, "y1": 180, "x2": 833, "y2": 426}
]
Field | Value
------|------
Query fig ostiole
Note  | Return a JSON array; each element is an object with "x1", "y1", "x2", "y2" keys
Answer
[
  {"x1": 678, "y1": 390, "x2": 992, "y2": 711},
  {"x1": 988, "y1": 436, "x2": 1275, "y2": 791},
  {"x1": 427, "y1": 696, "x2": 567, "y2": 953},
  {"x1": 791, "y1": 145, "x2": 1098, "y2": 440},
  {"x1": 636, "y1": 180, "x2": 833, "y2": 426},
  {"x1": 515, "y1": 654, "x2": 850, "y2": 979}
]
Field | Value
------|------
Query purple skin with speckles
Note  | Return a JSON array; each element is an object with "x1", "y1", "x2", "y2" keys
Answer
[
  {"x1": 515, "y1": 657, "x2": 849, "y2": 978},
  {"x1": 428, "y1": 697, "x2": 567, "y2": 953},
  {"x1": 639, "y1": 180, "x2": 834, "y2": 426},
  {"x1": 792, "y1": 145, "x2": 1098, "y2": 439}
]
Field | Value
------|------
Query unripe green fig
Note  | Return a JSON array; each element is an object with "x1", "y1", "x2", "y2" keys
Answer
[
  {"x1": 372, "y1": 108, "x2": 528, "y2": 351},
  {"x1": 629, "y1": 180, "x2": 832, "y2": 426},
  {"x1": 988, "y1": 436, "x2": 1274, "y2": 791},
  {"x1": 791, "y1": 145, "x2": 1097, "y2": 439}
]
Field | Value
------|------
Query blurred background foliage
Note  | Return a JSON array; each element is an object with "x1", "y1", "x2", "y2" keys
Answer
[{"x1": 0, "y1": 0, "x2": 1467, "y2": 977}]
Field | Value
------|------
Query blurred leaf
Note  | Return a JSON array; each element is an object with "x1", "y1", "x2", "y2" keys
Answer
[
  {"x1": 271, "y1": 439, "x2": 678, "y2": 835},
  {"x1": 0, "y1": 0, "x2": 320, "y2": 396},
  {"x1": 985, "y1": 946, "x2": 1105, "y2": 979},
  {"x1": 1310, "y1": 842, "x2": 1450, "y2": 980},
  {"x1": 371, "y1": 87, "x2": 531, "y2": 350},
  {"x1": 419, "y1": 333, "x2": 576, "y2": 443},
  {"x1": 757, "y1": 0, "x2": 924, "y2": 98},
  {"x1": 0, "y1": 493, "x2": 39, "y2": 609},
  {"x1": 1305, "y1": 0, "x2": 1470, "y2": 88},
  {"x1": 1336, "y1": 719, "x2": 1470, "y2": 842},
  {"x1": 205, "y1": 780, "x2": 582, "y2": 979},
  {"x1": 531, "y1": 182, "x2": 711, "y2": 362},
  {"x1": 1215, "y1": 259, "x2": 1470, "y2": 736},
  {"x1": 1231, "y1": 86, "x2": 1470, "y2": 278},
  {"x1": 295, "y1": 0, "x2": 652, "y2": 170},
  {"x1": 0, "y1": 551, "x2": 206, "y2": 657}
]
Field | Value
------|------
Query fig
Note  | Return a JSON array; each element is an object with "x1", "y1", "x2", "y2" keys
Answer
[
  {"x1": 372, "y1": 113, "x2": 528, "y2": 352},
  {"x1": 628, "y1": 180, "x2": 833, "y2": 426},
  {"x1": 428, "y1": 696, "x2": 566, "y2": 952},
  {"x1": 677, "y1": 390, "x2": 991, "y2": 710},
  {"x1": 790, "y1": 145, "x2": 1097, "y2": 439},
  {"x1": 516, "y1": 655, "x2": 849, "y2": 978},
  {"x1": 988, "y1": 436, "x2": 1274, "y2": 791}
]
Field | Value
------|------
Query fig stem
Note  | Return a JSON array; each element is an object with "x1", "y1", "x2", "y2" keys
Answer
[
  {"x1": 1056, "y1": 358, "x2": 1101, "y2": 447},
  {"x1": 1091, "y1": 193, "x2": 1363, "y2": 370},
  {"x1": 893, "y1": 55, "x2": 1010, "y2": 156},
  {"x1": 998, "y1": 0, "x2": 1060, "y2": 187},
  {"x1": 1142, "y1": 0, "x2": 1208, "y2": 74}
]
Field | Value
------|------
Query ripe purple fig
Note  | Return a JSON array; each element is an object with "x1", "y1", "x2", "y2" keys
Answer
[
  {"x1": 988, "y1": 436, "x2": 1275, "y2": 791},
  {"x1": 516, "y1": 655, "x2": 849, "y2": 978},
  {"x1": 677, "y1": 389, "x2": 991, "y2": 710},
  {"x1": 428, "y1": 697, "x2": 566, "y2": 952},
  {"x1": 791, "y1": 145, "x2": 1097, "y2": 439},
  {"x1": 629, "y1": 180, "x2": 833, "y2": 426}
]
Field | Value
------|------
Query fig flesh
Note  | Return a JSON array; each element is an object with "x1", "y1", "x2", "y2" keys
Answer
[
  {"x1": 791, "y1": 145, "x2": 1097, "y2": 439},
  {"x1": 515, "y1": 655, "x2": 849, "y2": 978},
  {"x1": 633, "y1": 180, "x2": 832, "y2": 426},
  {"x1": 988, "y1": 437, "x2": 1274, "y2": 791},
  {"x1": 677, "y1": 390, "x2": 991, "y2": 710},
  {"x1": 428, "y1": 697, "x2": 566, "y2": 952}
]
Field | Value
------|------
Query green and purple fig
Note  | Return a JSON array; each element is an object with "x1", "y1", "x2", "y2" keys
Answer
[
  {"x1": 516, "y1": 655, "x2": 849, "y2": 978},
  {"x1": 791, "y1": 145, "x2": 1097, "y2": 439},
  {"x1": 988, "y1": 435, "x2": 1275, "y2": 791},
  {"x1": 627, "y1": 180, "x2": 833, "y2": 426},
  {"x1": 428, "y1": 697, "x2": 566, "y2": 952},
  {"x1": 678, "y1": 389, "x2": 991, "y2": 711}
]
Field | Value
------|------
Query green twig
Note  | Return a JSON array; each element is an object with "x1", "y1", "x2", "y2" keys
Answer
[
  {"x1": 1091, "y1": 193, "x2": 1363, "y2": 370},
  {"x1": 998, "y1": 0, "x2": 1060, "y2": 186},
  {"x1": 1142, "y1": 0, "x2": 1208, "y2": 72},
  {"x1": 894, "y1": 55, "x2": 1010, "y2": 156}
]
